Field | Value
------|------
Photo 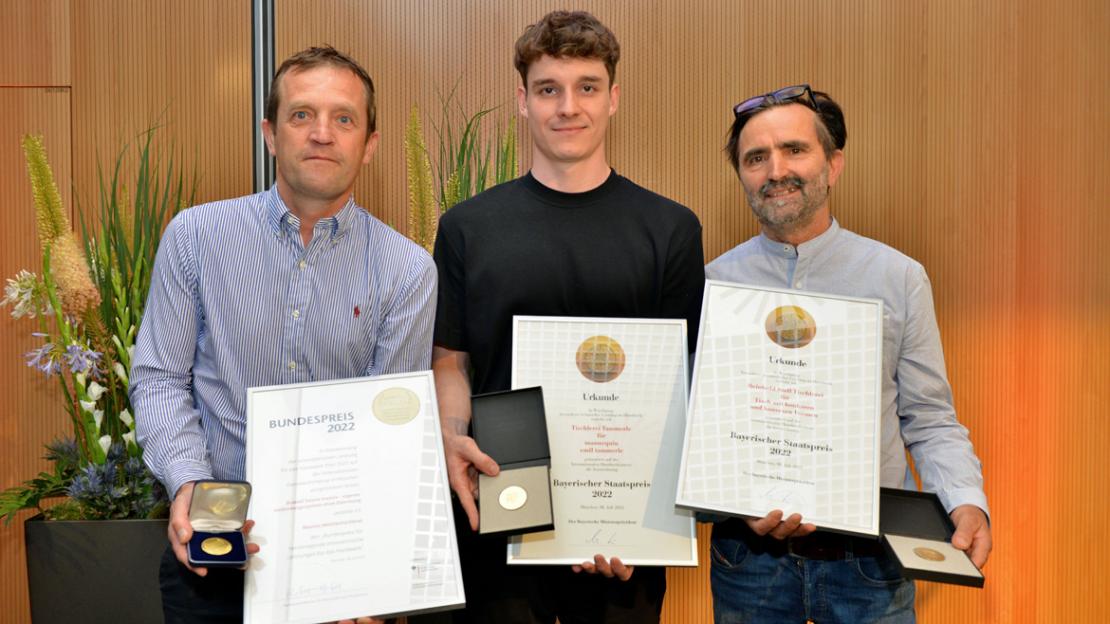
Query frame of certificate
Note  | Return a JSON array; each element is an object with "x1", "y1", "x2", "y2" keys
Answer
[
  {"x1": 677, "y1": 281, "x2": 884, "y2": 536},
  {"x1": 243, "y1": 372, "x2": 465, "y2": 623},
  {"x1": 507, "y1": 316, "x2": 698, "y2": 566}
]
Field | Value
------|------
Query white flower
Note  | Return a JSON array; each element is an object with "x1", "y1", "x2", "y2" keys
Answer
[
  {"x1": 113, "y1": 362, "x2": 128, "y2": 384},
  {"x1": 98, "y1": 435, "x2": 112, "y2": 455},
  {"x1": 122, "y1": 431, "x2": 136, "y2": 446},
  {"x1": 92, "y1": 409, "x2": 104, "y2": 431},
  {"x1": 86, "y1": 381, "x2": 107, "y2": 401},
  {"x1": 79, "y1": 399, "x2": 96, "y2": 412},
  {"x1": 2, "y1": 270, "x2": 47, "y2": 318},
  {"x1": 75, "y1": 372, "x2": 86, "y2": 387},
  {"x1": 119, "y1": 408, "x2": 134, "y2": 428}
]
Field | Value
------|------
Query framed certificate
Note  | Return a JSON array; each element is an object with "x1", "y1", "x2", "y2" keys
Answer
[
  {"x1": 244, "y1": 372, "x2": 465, "y2": 623},
  {"x1": 677, "y1": 281, "x2": 884, "y2": 536},
  {"x1": 508, "y1": 316, "x2": 698, "y2": 566}
]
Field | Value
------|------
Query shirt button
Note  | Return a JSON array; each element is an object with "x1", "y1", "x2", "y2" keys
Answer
[
  {"x1": 287, "y1": 361, "x2": 296, "y2": 370},
  {"x1": 298, "y1": 260, "x2": 306, "y2": 270},
  {"x1": 292, "y1": 309, "x2": 300, "y2": 319}
]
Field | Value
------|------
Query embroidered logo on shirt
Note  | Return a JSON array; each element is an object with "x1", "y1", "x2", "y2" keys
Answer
[{"x1": 354, "y1": 305, "x2": 360, "y2": 318}]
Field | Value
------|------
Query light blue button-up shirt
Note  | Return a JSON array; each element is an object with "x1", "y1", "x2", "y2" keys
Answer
[
  {"x1": 706, "y1": 219, "x2": 988, "y2": 515},
  {"x1": 132, "y1": 187, "x2": 436, "y2": 499}
]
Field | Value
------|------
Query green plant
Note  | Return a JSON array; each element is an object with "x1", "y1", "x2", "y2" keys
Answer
[
  {"x1": 404, "y1": 84, "x2": 518, "y2": 251},
  {"x1": 0, "y1": 128, "x2": 192, "y2": 522}
]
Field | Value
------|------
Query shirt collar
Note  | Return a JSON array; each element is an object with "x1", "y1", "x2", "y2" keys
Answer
[
  {"x1": 264, "y1": 185, "x2": 357, "y2": 242},
  {"x1": 757, "y1": 217, "x2": 842, "y2": 259}
]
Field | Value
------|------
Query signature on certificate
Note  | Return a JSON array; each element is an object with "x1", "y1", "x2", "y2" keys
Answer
[{"x1": 586, "y1": 529, "x2": 620, "y2": 545}]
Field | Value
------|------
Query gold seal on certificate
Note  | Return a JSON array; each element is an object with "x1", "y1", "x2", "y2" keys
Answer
[
  {"x1": 372, "y1": 387, "x2": 420, "y2": 425},
  {"x1": 499, "y1": 485, "x2": 528, "y2": 511},
  {"x1": 913, "y1": 546, "x2": 946, "y2": 562},
  {"x1": 575, "y1": 335, "x2": 626, "y2": 383},
  {"x1": 201, "y1": 537, "x2": 233, "y2": 556},
  {"x1": 765, "y1": 305, "x2": 817, "y2": 348}
]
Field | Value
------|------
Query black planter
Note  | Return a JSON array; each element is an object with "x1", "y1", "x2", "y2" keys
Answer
[{"x1": 24, "y1": 515, "x2": 167, "y2": 623}]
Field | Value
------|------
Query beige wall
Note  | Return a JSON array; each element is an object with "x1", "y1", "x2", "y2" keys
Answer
[{"x1": 2, "y1": 1, "x2": 1108, "y2": 621}]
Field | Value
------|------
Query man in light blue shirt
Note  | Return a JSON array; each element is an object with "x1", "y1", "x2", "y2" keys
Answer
[
  {"x1": 706, "y1": 85, "x2": 991, "y2": 623},
  {"x1": 131, "y1": 46, "x2": 435, "y2": 624}
]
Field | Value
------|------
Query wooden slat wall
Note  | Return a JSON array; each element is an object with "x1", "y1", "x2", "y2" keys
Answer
[
  {"x1": 0, "y1": 2, "x2": 251, "y2": 623},
  {"x1": 0, "y1": 0, "x2": 71, "y2": 87},
  {"x1": 0, "y1": 88, "x2": 73, "y2": 624},
  {"x1": 69, "y1": 0, "x2": 253, "y2": 217},
  {"x1": 1, "y1": 0, "x2": 1106, "y2": 622}
]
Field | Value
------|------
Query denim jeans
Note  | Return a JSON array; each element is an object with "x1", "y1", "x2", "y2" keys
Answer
[{"x1": 710, "y1": 535, "x2": 915, "y2": 624}]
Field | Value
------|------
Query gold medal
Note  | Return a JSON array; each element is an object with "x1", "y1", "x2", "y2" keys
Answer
[
  {"x1": 373, "y1": 387, "x2": 421, "y2": 425},
  {"x1": 575, "y1": 335, "x2": 626, "y2": 383},
  {"x1": 498, "y1": 485, "x2": 528, "y2": 511},
  {"x1": 201, "y1": 537, "x2": 233, "y2": 556},
  {"x1": 913, "y1": 546, "x2": 946, "y2": 562}
]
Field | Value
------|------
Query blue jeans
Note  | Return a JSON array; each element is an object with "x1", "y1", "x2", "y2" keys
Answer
[{"x1": 710, "y1": 535, "x2": 915, "y2": 624}]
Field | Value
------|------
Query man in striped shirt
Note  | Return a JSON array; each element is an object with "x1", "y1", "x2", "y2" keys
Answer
[{"x1": 131, "y1": 46, "x2": 436, "y2": 624}]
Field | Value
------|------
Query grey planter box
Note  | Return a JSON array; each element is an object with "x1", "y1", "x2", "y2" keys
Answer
[{"x1": 24, "y1": 516, "x2": 167, "y2": 623}]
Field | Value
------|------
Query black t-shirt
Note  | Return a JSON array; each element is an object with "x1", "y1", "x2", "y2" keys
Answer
[{"x1": 433, "y1": 169, "x2": 705, "y2": 395}]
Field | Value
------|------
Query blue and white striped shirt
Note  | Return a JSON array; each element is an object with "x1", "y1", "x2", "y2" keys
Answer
[{"x1": 131, "y1": 187, "x2": 436, "y2": 499}]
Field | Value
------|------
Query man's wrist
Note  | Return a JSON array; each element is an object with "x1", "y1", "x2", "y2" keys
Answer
[
  {"x1": 165, "y1": 462, "x2": 215, "y2": 501},
  {"x1": 442, "y1": 416, "x2": 470, "y2": 438}
]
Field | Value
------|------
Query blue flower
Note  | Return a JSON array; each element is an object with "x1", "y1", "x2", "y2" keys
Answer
[
  {"x1": 63, "y1": 343, "x2": 102, "y2": 377},
  {"x1": 44, "y1": 437, "x2": 79, "y2": 464},
  {"x1": 105, "y1": 442, "x2": 127, "y2": 464},
  {"x1": 24, "y1": 341, "x2": 61, "y2": 376}
]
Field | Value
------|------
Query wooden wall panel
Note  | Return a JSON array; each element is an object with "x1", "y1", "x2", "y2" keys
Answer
[
  {"x1": 919, "y1": 1, "x2": 1018, "y2": 621},
  {"x1": 1013, "y1": 0, "x2": 1110, "y2": 620},
  {"x1": 0, "y1": 87, "x2": 72, "y2": 624},
  {"x1": 0, "y1": 2, "x2": 251, "y2": 623},
  {"x1": 69, "y1": 0, "x2": 253, "y2": 217},
  {"x1": 0, "y1": 0, "x2": 71, "y2": 86}
]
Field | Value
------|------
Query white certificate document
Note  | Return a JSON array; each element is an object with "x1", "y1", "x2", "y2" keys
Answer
[
  {"x1": 677, "y1": 281, "x2": 883, "y2": 536},
  {"x1": 508, "y1": 316, "x2": 697, "y2": 566},
  {"x1": 244, "y1": 372, "x2": 464, "y2": 623}
]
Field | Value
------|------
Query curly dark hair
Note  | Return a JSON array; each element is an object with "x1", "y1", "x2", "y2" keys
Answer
[{"x1": 514, "y1": 11, "x2": 621, "y2": 86}]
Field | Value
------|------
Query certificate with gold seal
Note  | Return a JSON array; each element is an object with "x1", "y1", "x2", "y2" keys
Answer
[
  {"x1": 507, "y1": 316, "x2": 698, "y2": 566},
  {"x1": 677, "y1": 281, "x2": 884, "y2": 536},
  {"x1": 244, "y1": 372, "x2": 464, "y2": 623}
]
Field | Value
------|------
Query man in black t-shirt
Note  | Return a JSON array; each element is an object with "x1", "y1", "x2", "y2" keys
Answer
[{"x1": 430, "y1": 11, "x2": 704, "y2": 623}]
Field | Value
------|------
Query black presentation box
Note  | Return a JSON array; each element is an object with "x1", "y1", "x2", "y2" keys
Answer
[
  {"x1": 471, "y1": 387, "x2": 555, "y2": 537},
  {"x1": 879, "y1": 487, "x2": 984, "y2": 588}
]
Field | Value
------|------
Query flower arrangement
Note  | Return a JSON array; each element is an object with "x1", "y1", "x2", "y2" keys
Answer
[
  {"x1": 0, "y1": 128, "x2": 194, "y2": 522},
  {"x1": 405, "y1": 85, "x2": 518, "y2": 251}
]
